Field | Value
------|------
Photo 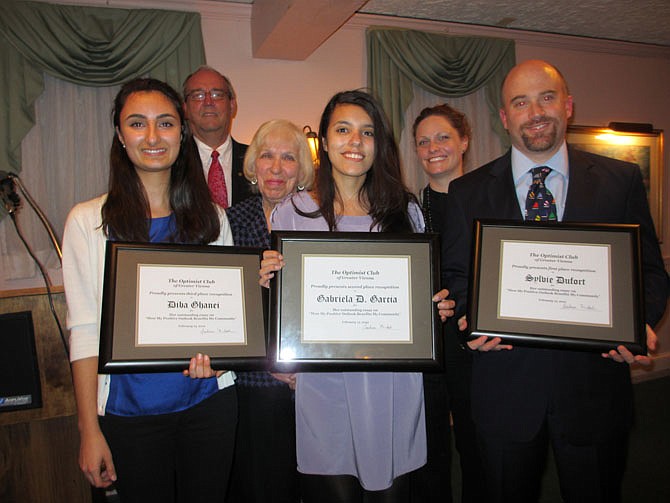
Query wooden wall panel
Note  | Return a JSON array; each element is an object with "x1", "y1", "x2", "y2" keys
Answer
[
  {"x1": 0, "y1": 290, "x2": 75, "y2": 425},
  {"x1": 0, "y1": 416, "x2": 90, "y2": 503},
  {"x1": 0, "y1": 291, "x2": 91, "y2": 503}
]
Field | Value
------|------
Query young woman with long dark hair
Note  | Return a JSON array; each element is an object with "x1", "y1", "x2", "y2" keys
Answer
[
  {"x1": 63, "y1": 78, "x2": 237, "y2": 503},
  {"x1": 260, "y1": 90, "x2": 455, "y2": 503}
]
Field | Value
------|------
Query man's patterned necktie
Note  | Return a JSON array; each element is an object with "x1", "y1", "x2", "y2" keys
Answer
[
  {"x1": 525, "y1": 166, "x2": 557, "y2": 221},
  {"x1": 208, "y1": 150, "x2": 229, "y2": 208}
]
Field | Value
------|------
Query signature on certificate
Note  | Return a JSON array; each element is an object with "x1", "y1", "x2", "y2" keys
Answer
[
  {"x1": 561, "y1": 302, "x2": 598, "y2": 312},
  {"x1": 200, "y1": 327, "x2": 235, "y2": 335}
]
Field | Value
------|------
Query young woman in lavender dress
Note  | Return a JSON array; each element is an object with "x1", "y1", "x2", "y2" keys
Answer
[{"x1": 260, "y1": 90, "x2": 455, "y2": 503}]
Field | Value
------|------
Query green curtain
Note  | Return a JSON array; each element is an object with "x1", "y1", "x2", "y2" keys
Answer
[
  {"x1": 367, "y1": 27, "x2": 515, "y2": 147},
  {"x1": 0, "y1": 0, "x2": 206, "y2": 177}
]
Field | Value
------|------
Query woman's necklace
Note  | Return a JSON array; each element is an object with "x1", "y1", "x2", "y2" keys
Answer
[
  {"x1": 422, "y1": 186, "x2": 434, "y2": 232},
  {"x1": 338, "y1": 190, "x2": 368, "y2": 216}
]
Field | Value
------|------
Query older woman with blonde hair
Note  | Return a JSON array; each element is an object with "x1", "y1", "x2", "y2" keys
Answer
[{"x1": 226, "y1": 119, "x2": 314, "y2": 503}]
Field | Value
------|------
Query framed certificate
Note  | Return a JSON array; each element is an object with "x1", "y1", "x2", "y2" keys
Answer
[
  {"x1": 268, "y1": 231, "x2": 442, "y2": 371},
  {"x1": 99, "y1": 242, "x2": 268, "y2": 373},
  {"x1": 468, "y1": 220, "x2": 646, "y2": 354}
]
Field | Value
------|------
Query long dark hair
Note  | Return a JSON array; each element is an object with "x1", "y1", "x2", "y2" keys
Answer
[
  {"x1": 308, "y1": 90, "x2": 416, "y2": 232},
  {"x1": 102, "y1": 77, "x2": 220, "y2": 244}
]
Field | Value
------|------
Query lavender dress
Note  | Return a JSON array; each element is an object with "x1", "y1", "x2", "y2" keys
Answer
[{"x1": 272, "y1": 191, "x2": 427, "y2": 491}]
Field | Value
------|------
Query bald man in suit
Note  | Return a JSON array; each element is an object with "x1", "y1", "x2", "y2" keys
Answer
[{"x1": 441, "y1": 60, "x2": 668, "y2": 502}]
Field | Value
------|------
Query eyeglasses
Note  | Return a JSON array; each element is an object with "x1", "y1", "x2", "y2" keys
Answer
[{"x1": 186, "y1": 89, "x2": 230, "y2": 101}]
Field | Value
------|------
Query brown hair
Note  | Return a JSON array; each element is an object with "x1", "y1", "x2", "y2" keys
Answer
[{"x1": 412, "y1": 103, "x2": 471, "y2": 144}]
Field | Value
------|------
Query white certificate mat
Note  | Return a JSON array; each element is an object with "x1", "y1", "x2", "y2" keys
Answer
[
  {"x1": 498, "y1": 241, "x2": 612, "y2": 327},
  {"x1": 301, "y1": 255, "x2": 412, "y2": 343},
  {"x1": 136, "y1": 264, "x2": 246, "y2": 346}
]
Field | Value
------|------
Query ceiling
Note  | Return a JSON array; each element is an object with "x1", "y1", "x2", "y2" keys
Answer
[{"x1": 225, "y1": 0, "x2": 670, "y2": 48}]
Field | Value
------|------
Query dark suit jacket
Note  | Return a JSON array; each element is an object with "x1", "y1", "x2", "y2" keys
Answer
[
  {"x1": 442, "y1": 146, "x2": 668, "y2": 444},
  {"x1": 231, "y1": 139, "x2": 254, "y2": 206}
]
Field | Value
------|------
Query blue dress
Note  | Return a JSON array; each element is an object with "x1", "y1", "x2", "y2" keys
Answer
[
  {"x1": 106, "y1": 215, "x2": 218, "y2": 416},
  {"x1": 272, "y1": 191, "x2": 427, "y2": 491}
]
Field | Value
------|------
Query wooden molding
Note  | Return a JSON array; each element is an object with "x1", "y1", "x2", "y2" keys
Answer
[{"x1": 251, "y1": 0, "x2": 368, "y2": 60}]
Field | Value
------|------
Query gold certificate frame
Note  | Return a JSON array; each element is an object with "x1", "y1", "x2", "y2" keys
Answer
[
  {"x1": 269, "y1": 231, "x2": 442, "y2": 371},
  {"x1": 99, "y1": 241, "x2": 267, "y2": 373},
  {"x1": 468, "y1": 220, "x2": 646, "y2": 354}
]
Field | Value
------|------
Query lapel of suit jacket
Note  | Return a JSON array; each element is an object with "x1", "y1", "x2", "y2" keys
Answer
[
  {"x1": 488, "y1": 150, "x2": 524, "y2": 220},
  {"x1": 563, "y1": 146, "x2": 594, "y2": 222},
  {"x1": 230, "y1": 138, "x2": 247, "y2": 204}
]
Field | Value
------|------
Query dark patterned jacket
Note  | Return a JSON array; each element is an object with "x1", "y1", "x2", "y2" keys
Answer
[{"x1": 226, "y1": 194, "x2": 284, "y2": 387}]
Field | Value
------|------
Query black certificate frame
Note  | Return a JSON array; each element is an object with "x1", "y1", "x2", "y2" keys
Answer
[
  {"x1": 468, "y1": 220, "x2": 646, "y2": 354},
  {"x1": 269, "y1": 231, "x2": 442, "y2": 372},
  {"x1": 99, "y1": 241, "x2": 268, "y2": 373}
]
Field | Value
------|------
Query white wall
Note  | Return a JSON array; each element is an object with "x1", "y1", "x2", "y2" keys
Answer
[{"x1": 197, "y1": 3, "x2": 367, "y2": 143}]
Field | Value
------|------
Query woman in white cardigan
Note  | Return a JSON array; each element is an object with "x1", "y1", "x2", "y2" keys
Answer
[{"x1": 63, "y1": 77, "x2": 236, "y2": 503}]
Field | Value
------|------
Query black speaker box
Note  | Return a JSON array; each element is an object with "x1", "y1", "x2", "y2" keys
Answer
[{"x1": 0, "y1": 310, "x2": 42, "y2": 412}]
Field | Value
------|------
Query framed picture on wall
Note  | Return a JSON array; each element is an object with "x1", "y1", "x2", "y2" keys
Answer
[{"x1": 567, "y1": 125, "x2": 664, "y2": 241}]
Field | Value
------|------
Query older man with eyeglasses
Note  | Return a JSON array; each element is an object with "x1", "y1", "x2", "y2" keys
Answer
[{"x1": 183, "y1": 66, "x2": 254, "y2": 207}]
